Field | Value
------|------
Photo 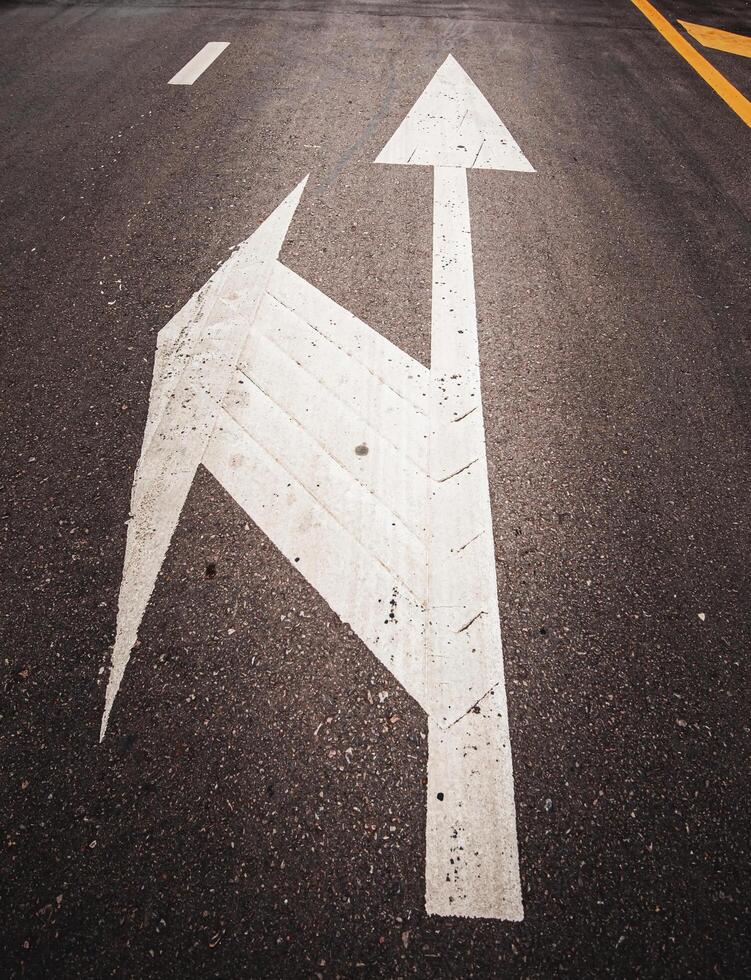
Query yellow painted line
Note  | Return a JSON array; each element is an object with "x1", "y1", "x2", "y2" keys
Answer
[
  {"x1": 629, "y1": 0, "x2": 751, "y2": 128},
  {"x1": 679, "y1": 20, "x2": 751, "y2": 60}
]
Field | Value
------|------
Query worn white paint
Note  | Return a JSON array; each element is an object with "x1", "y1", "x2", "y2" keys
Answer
[
  {"x1": 376, "y1": 54, "x2": 534, "y2": 172},
  {"x1": 103, "y1": 55, "x2": 534, "y2": 922},
  {"x1": 204, "y1": 408, "x2": 428, "y2": 708},
  {"x1": 377, "y1": 55, "x2": 532, "y2": 919},
  {"x1": 168, "y1": 41, "x2": 229, "y2": 86},
  {"x1": 424, "y1": 166, "x2": 522, "y2": 919},
  {"x1": 100, "y1": 178, "x2": 307, "y2": 740},
  {"x1": 101, "y1": 180, "x2": 432, "y2": 734}
]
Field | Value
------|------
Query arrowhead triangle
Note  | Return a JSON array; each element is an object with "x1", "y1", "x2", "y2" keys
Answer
[{"x1": 376, "y1": 55, "x2": 534, "y2": 172}]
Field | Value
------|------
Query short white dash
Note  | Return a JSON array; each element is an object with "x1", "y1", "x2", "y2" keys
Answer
[{"x1": 168, "y1": 42, "x2": 230, "y2": 86}]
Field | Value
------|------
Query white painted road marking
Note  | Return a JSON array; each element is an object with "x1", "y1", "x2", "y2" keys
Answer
[
  {"x1": 377, "y1": 54, "x2": 532, "y2": 920},
  {"x1": 102, "y1": 55, "x2": 533, "y2": 921},
  {"x1": 376, "y1": 54, "x2": 533, "y2": 172},
  {"x1": 168, "y1": 42, "x2": 229, "y2": 86},
  {"x1": 100, "y1": 177, "x2": 308, "y2": 739}
]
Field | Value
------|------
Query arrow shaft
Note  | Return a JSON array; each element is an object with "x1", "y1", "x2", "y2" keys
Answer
[
  {"x1": 430, "y1": 167, "x2": 481, "y2": 395},
  {"x1": 428, "y1": 166, "x2": 494, "y2": 711},
  {"x1": 425, "y1": 165, "x2": 523, "y2": 919}
]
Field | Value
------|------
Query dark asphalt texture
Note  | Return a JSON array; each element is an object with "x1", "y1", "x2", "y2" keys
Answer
[{"x1": 1, "y1": 0, "x2": 749, "y2": 977}]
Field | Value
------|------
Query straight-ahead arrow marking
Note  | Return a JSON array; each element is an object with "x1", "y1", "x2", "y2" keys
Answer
[{"x1": 377, "y1": 53, "x2": 533, "y2": 920}]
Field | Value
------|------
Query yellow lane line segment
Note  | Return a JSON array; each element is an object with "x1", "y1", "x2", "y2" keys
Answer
[
  {"x1": 629, "y1": 0, "x2": 751, "y2": 128},
  {"x1": 678, "y1": 20, "x2": 751, "y2": 60}
]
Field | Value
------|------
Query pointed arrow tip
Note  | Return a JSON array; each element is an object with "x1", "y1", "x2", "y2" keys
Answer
[
  {"x1": 241, "y1": 174, "x2": 309, "y2": 250},
  {"x1": 375, "y1": 56, "x2": 534, "y2": 172}
]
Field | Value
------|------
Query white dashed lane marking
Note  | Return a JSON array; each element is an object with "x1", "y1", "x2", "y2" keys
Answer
[{"x1": 168, "y1": 42, "x2": 230, "y2": 86}]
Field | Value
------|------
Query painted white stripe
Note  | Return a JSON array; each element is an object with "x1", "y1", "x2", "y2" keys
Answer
[
  {"x1": 426, "y1": 687, "x2": 521, "y2": 919},
  {"x1": 168, "y1": 42, "x2": 229, "y2": 86},
  {"x1": 423, "y1": 166, "x2": 522, "y2": 920}
]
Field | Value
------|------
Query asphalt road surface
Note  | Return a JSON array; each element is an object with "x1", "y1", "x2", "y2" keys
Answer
[{"x1": 1, "y1": 0, "x2": 749, "y2": 977}]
